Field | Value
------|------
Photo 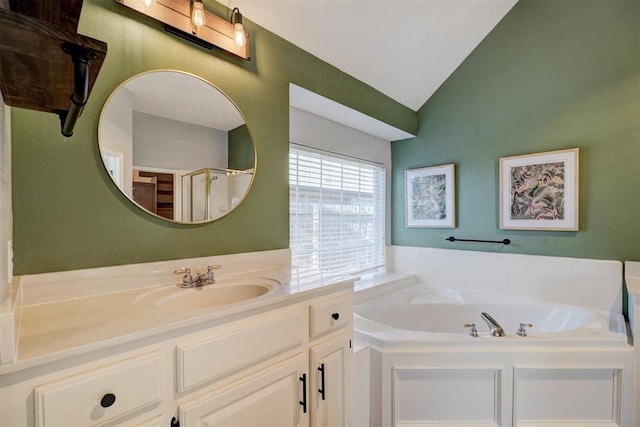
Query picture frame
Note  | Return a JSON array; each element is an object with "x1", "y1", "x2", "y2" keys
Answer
[
  {"x1": 499, "y1": 148, "x2": 579, "y2": 231},
  {"x1": 405, "y1": 164, "x2": 456, "y2": 228}
]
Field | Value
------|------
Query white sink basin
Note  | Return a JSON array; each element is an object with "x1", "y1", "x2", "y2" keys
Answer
[{"x1": 134, "y1": 278, "x2": 280, "y2": 310}]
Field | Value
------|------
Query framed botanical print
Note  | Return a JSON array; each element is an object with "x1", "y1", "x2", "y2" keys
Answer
[
  {"x1": 499, "y1": 148, "x2": 579, "y2": 231},
  {"x1": 405, "y1": 164, "x2": 456, "y2": 228}
]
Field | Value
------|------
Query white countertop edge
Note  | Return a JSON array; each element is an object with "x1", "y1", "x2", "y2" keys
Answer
[
  {"x1": 625, "y1": 277, "x2": 640, "y2": 296},
  {"x1": 0, "y1": 277, "x2": 355, "y2": 376},
  {"x1": 354, "y1": 272, "x2": 418, "y2": 304},
  {"x1": 625, "y1": 261, "x2": 640, "y2": 296}
]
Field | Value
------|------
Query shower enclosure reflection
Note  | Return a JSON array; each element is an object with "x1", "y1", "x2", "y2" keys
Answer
[{"x1": 182, "y1": 168, "x2": 253, "y2": 222}]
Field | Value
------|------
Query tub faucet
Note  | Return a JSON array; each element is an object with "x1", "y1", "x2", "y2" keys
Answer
[{"x1": 480, "y1": 312, "x2": 505, "y2": 337}]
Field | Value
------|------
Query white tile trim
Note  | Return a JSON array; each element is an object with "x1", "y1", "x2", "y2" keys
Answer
[{"x1": 389, "y1": 246, "x2": 622, "y2": 313}]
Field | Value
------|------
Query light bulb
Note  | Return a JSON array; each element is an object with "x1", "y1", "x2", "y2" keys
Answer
[
  {"x1": 234, "y1": 22, "x2": 245, "y2": 46},
  {"x1": 191, "y1": 0, "x2": 206, "y2": 28},
  {"x1": 231, "y1": 8, "x2": 245, "y2": 47}
]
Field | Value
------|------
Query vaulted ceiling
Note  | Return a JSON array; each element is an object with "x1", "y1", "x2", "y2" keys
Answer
[{"x1": 218, "y1": 0, "x2": 518, "y2": 111}]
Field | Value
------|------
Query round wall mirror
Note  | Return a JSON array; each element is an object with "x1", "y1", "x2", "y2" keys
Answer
[{"x1": 98, "y1": 70, "x2": 255, "y2": 223}]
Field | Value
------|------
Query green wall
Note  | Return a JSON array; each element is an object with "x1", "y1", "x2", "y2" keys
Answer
[
  {"x1": 228, "y1": 124, "x2": 253, "y2": 171},
  {"x1": 11, "y1": 0, "x2": 415, "y2": 275},
  {"x1": 392, "y1": 0, "x2": 640, "y2": 262}
]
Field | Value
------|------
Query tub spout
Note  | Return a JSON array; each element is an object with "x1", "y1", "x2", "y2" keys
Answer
[{"x1": 481, "y1": 312, "x2": 505, "y2": 337}]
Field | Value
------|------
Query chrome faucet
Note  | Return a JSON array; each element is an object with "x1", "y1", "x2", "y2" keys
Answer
[
  {"x1": 480, "y1": 312, "x2": 505, "y2": 337},
  {"x1": 180, "y1": 266, "x2": 216, "y2": 288}
]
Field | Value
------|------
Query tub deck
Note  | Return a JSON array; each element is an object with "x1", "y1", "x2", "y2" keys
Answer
[{"x1": 354, "y1": 276, "x2": 634, "y2": 426}]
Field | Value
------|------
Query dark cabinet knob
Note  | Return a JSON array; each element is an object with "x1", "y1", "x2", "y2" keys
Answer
[
  {"x1": 331, "y1": 312, "x2": 340, "y2": 320},
  {"x1": 100, "y1": 393, "x2": 116, "y2": 408}
]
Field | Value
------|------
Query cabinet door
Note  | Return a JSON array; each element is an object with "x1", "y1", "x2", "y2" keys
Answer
[
  {"x1": 178, "y1": 354, "x2": 309, "y2": 427},
  {"x1": 310, "y1": 334, "x2": 350, "y2": 427}
]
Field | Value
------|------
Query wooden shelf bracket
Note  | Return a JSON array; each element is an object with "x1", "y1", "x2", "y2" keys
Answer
[
  {"x1": 0, "y1": 2, "x2": 108, "y2": 138},
  {"x1": 59, "y1": 42, "x2": 103, "y2": 137}
]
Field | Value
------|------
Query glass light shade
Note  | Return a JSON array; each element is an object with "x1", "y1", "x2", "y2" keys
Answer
[
  {"x1": 234, "y1": 23, "x2": 245, "y2": 46},
  {"x1": 191, "y1": 1, "x2": 206, "y2": 28}
]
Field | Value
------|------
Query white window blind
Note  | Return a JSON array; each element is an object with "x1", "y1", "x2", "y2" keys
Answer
[{"x1": 289, "y1": 145, "x2": 385, "y2": 284}]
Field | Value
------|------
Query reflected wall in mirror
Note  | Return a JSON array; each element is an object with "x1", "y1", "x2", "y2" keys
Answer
[{"x1": 98, "y1": 70, "x2": 255, "y2": 223}]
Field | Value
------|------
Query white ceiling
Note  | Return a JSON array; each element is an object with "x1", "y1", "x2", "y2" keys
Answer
[
  {"x1": 124, "y1": 71, "x2": 245, "y2": 130},
  {"x1": 217, "y1": 0, "x2": 518, "y2": 111}
]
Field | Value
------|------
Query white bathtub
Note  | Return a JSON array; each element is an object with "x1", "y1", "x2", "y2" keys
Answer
[
  {"x1": 354, "y1": 280, "x2": 634, "y2": 426},
  {"x1": 355, "y1": 283, "x2": 628, "y2": 349}
]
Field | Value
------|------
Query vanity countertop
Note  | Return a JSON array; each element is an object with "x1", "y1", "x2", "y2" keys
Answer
[
  {"x1": 0, "y1": 252, "x2": 356, "y2": 376},
  {"x1": 625, "y1": 261, "x2": 640, "y2": 295}
]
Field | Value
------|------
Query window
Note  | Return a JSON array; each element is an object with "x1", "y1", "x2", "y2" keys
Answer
[{"x1": 289, "y1": 145, "x2": 385, "y2": 283}]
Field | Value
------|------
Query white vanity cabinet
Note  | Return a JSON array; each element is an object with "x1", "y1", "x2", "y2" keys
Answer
[
  {"x1": 0, "y1": 283, "x2": 354, "y2": 427},
  {"x1": 174, "y1": 290, "x2": 353, "y2": 427}
]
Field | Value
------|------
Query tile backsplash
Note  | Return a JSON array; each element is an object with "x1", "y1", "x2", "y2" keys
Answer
[{"x1": 389, "y1": 246, "x2": 622, "y2": 313}]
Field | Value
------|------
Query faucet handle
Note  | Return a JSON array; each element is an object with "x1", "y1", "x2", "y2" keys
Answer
[
  {"x1": 181, "y1": 268, "x2": 194, "y2": 287},
  {"x1": 463, "y1": 323, "x2": 478, "y2": 337},
  {"x1": 204, "y1": 265, "x2": 216, "y2": 284},
  {"x1": 517, "y1": 323, "x2": 533, "y2": 337}
]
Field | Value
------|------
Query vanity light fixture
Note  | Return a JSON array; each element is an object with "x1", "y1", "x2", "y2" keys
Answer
[{"x1": 114, "y1": 0, "x2": 251, "y2": 60}]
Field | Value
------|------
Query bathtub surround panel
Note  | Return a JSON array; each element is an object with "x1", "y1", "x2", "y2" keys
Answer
[
  {"x1": 513, "y1": 366, "x2": 623, "y2": 425},
  {"x1": 391, "y1": 0, "x2": 640, "y2": 261},
  {"x1": 371, "y1": 349, "x2": 633, "y2": 427},
  {"x1": 392, "y1": 366, "x2": 501, "y2": 425},
  {"x1": 390, "y1": 246, "x2": 622, "y2": 313},
  {"x1": 11, "y1": 0, "x2": 416, "y2": 275}
]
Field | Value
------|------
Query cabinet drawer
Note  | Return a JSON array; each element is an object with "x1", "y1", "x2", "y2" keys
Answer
[
  {"x1": 309, "y1": 295, "x2": 351, "y2": 338},
  {"x1": 34, "y1": 353, "x2": 162, "y2": 427},
  {"x1": 177, "y1": 308, "x2": 305, "y2": 392}
]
